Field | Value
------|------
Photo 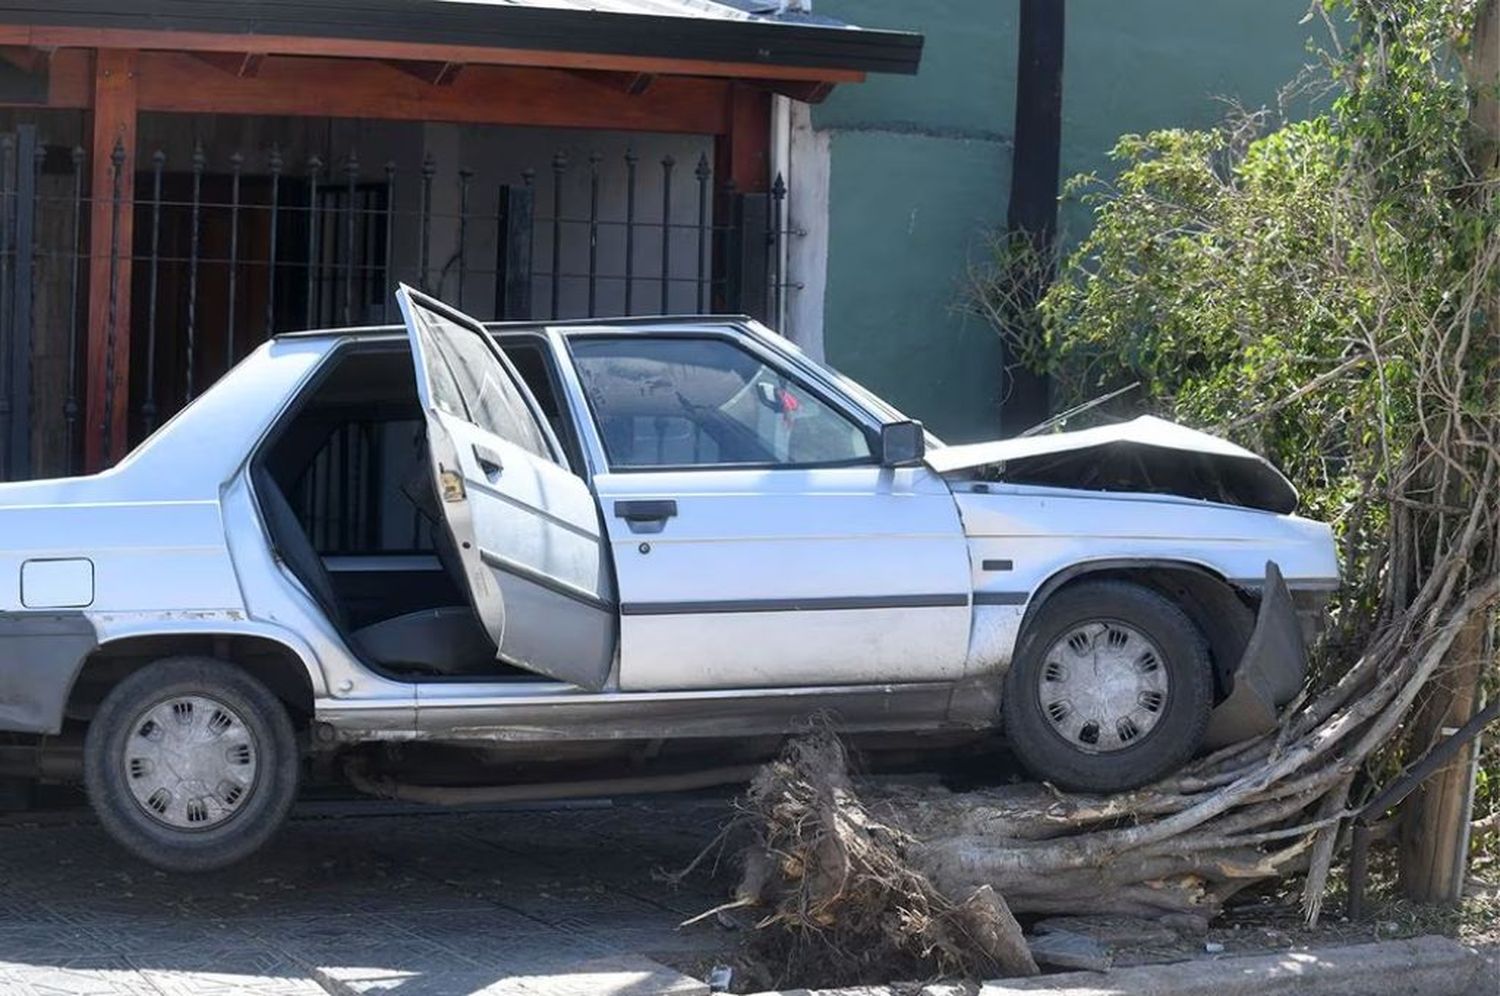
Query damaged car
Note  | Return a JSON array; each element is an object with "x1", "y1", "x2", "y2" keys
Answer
[{"x1": 0, "y1": 287, "x2": 1338, "y2": 870}]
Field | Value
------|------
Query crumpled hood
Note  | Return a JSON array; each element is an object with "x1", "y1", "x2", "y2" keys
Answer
[{"x1": 925, "y1": 415, "x2": 1299, "y2": 514}]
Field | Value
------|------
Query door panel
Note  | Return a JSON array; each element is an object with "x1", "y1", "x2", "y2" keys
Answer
[
  {"x1": 397, "y1": 286, "x2": 616, "y2": 690},
  {"x1": 438, "y1": 408, "x2": 616, "y2": 686},
  {"x1": 596, "y1": 465, "x2": 973, "y2": 691}
]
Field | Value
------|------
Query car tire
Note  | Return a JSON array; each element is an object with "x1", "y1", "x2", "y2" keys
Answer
[
  {"x1": 1002, "y1": 581, "x2": 1213, "y2": 792},
  {"x1": 83, "y1": 656, "x2": 300, "y2": 872}
]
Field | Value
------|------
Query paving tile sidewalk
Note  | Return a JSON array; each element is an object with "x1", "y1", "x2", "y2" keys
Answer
[{"x1": 0, "y1": 798, "x2": 736, "y2": 995}]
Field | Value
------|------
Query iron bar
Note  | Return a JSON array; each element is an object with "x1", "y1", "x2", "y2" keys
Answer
[
  {"x1": 457, "y1": 167, "x2": 472, "y2": 308},
  {"x1": 0, "y1": 134, "x2": 12, "y2": 475},
  {"x1": 184, "y1": 142, "x2": 205, "y2": 401},
  {"x1": 524, "y1": 168, "x2": 536, "y2": 314},
  {"x1": 624, "y1": 147, "x2": 637, "y2": 315},
  {"x1": 587, "y1": 151, "x2": 600, "y2": 317},
  {"x1": 382, "y1": 161, "x2": 396, "y2": 321},
  {"x1": 5, "y1": 128, "x2": 39, "y2": 477},
  {"x1": 226, "y1": 151, "x2": 243, "y2": 366},
  {"x1": 716, "y1": 177, "x2": 735, "y2": 313},
  {"x1": 695, "y1": 153, "x2": 710, "y2": 312},
  {"x1": 770, "y1": 172, "x2": 787, "y2": 328},
  {"x1": 344, "y1": 152, "x2": 359, "y2": 326},
  {"x1": 419, "y1": 151, "x2": 435, "y2": 292},
  {"x1": 63, "y1": 146, "x2": 84, "y2": 471},
  {"x1": 265, "y1": 145, "x2": 282, "y2": 338},
  {"x1": 142, "y1": 150, "x2": 165, "y2": 433},
  {"x1": 660, "y1": 154, "x2": 674, "y2": 314},
  {"x1": 551, "y1": 150, "x2": 566, "y2": 319},
  {"x1": 305, "y1": 153, "x2": 323, "y2": 328}
]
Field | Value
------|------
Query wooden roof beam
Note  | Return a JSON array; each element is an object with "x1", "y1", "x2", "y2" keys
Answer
[
  {"x1": 764, "y1": 79, "x2": 834, "y2": 104},
  {"x1": 125, "y1": 51, "x2": 730, "y2": 134},
  {"x1": 189, "y1": 50, "x2": 264, "y2": 77},
  {"x1": 0, "y1": 45, "x2": 50, "y2": 75},
  {"x1": 570, "y1": 69, "x2": 657, "y2": 96},
  {"x1": 384, "y1": 59, "x2": 464, "y2": 86}
]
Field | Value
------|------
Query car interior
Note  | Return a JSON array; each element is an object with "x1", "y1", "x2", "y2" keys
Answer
[{"x1": 252, "y1": 337, "x2": 575, "y2": 681}]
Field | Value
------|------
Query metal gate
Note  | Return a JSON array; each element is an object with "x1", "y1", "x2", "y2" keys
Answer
[
  {"x1": 1, "y1": 121, "x2": 794, "y2": 476},
  {"x1": 0, "y1": 125, "x2": 37, "y2": 481}
]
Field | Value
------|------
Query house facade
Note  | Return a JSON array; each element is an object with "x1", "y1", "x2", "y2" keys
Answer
[
  {"x1": 0, "y1": 0, "x2": 1339, "y2": 486},
  {"x1": 0, "y1": 0, "x2": 920, "y2": 479},
  {"x1": 777, "y1": 0, "x2": 1324, "y2": 441}
]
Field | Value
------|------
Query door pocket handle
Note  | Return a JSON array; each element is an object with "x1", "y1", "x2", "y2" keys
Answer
[
  {"x1": 473, "y1": 443, "x2": 504, "y2": 476},
  {"x1": 614, "y1": 500, "x2": 677, "y2": 533}
]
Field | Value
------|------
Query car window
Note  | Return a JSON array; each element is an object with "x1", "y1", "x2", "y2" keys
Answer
[
  {"x1": 410, "y1": 309, "x2": 554, "y2": 462},
  {"x1": 569, "y1": 336, "x2": 873, "y2": 470}
]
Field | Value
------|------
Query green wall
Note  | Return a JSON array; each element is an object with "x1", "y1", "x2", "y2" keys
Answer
[
  {"x1": 813, "y1": 0, "x2": 1017, "y2": 442},
  {"x1": 811, "y1": 0, "x2": 1319, "y2": 441},
  {"x1": 1059, "y1": 2, "x2": 1320, "y2": 240}
]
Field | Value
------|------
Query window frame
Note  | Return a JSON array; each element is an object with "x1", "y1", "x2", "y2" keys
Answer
[
  {"x1": 250, "y1": 339, "x2": 433, "y2": 558},
  {"x1": 405, "y1": 293, "x2": 571, "y2": 471},
  {"x1": 494, "y1": 331, "x2": 589, "y2": 478},
  {"x1": 562, "y1": 329, "x2": 882, "y2": 474}
]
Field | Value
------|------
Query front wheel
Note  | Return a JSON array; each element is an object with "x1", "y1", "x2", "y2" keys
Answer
[
  {"x1": 1002, "y1": 581, "x2": 1212, "y2": 792},
  {"x1": 84, "y1": 657, "x2": 300, "y2": 872}
]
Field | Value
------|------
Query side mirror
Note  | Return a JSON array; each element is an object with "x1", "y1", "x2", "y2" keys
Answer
[{"x1": 878, "y1": 420, "x2": 926, "y2": 468}]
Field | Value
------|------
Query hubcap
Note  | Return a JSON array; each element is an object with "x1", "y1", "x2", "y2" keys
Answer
[
  {"x1": 1037, "y1": 621, "x2": 1170, "y2": 754},
  {"x1": 122, "y1": 695, "x2": 259, "y2": 830}
]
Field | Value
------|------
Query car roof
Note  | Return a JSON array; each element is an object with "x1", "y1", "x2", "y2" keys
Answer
[{"x1": 271, "y1": 314, "x2": 754, "y2": 341}]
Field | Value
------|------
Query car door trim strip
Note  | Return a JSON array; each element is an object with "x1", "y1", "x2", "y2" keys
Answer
[
  {"x1": 464, "y1": 473, "x2": 602, "y2": 542},
  {"x1": 620, "y1": 593, "x2": 969, "y2": 616},
  {"x1": 479, "y1": 547, "x2": 615, "y2": 613},
  {"x1": 972, "y1": 591, "x2": 1029, "y2": 605}
]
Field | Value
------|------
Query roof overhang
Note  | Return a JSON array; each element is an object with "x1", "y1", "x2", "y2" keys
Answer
[{"x1": 0, "y1": 1, "x2": 923, "y2": 82}]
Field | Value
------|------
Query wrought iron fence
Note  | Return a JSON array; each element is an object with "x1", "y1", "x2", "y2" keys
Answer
[{"x1": 0, "y1": 124, "x2": 793, "y2": 479}]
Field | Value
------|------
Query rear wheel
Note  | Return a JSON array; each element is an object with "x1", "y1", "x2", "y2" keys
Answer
[
  {"x1": 83, "y1": 657, "x2": 300, "y2": 872},
  {"x1": 1002, "y1": 581, "x2": 1212, "y2": 791}
]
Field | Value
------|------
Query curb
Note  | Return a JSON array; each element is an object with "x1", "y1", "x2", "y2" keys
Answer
[
  {"x1": 748, "y1": 935, "x2": 1486, "y2": 996},
  {"x1": 977, "y1": 934, "x2": 1483, "y2": 996}
]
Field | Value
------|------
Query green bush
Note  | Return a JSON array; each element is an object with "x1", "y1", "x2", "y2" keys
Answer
[{"x1": 975, "y1": 0, "x2": 1497, "y2": 661}]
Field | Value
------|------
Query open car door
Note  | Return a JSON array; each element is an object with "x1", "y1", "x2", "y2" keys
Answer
[{"x1": 396, "y1": 286, "x2": 616, "y2": 690}]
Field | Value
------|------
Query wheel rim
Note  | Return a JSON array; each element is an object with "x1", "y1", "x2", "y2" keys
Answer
[
  {"x1": 1036, "y1": 620, "x2": 1171, "y2": 755},
  {"x1": 121, "y1": 695, "x2": 259, "y2": 831}
]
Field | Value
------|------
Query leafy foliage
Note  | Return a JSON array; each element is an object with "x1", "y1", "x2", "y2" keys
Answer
[{"x1": 974, "y1": 0, "x2": 1498, "y2": 657}]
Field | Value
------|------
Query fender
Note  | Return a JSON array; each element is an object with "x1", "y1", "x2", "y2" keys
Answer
[
  {"x1": 1019, "y1": 556, "x2": 1243, "y2": 634},
  {"x1": 89, "y1": 613, "x2": 330, "y2": 699}
]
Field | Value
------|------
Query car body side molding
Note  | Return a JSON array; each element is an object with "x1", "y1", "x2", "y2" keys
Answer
[{"x1": 619, "y1": 593, "x2": 969, "y2": 615}]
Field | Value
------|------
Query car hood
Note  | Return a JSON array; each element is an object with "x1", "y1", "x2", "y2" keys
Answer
[{"x1": 925, "y1": 415, "x2": 1299, "y2": 514}]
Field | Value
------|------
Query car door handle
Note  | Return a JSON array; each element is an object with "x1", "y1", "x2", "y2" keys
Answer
[
  {"x1": 614, "y1": 500, "x2": 677, "y2": 527},
  {"x1": 473, "y1": 443, "x2": 504, "y2": 476}
]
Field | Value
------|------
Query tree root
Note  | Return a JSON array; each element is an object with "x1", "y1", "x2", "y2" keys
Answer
[{"x1": 715, "y1": 571, "x2": 1496, "y2": 983}]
